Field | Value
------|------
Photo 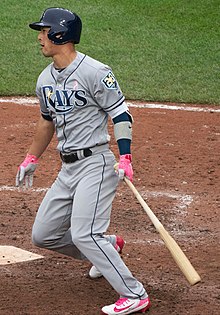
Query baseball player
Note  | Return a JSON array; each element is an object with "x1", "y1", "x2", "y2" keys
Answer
[{"x1": 16, "y1": 8, "x2": 151, "y2": 315}]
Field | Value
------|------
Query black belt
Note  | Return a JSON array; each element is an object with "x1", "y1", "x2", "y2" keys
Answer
[{"x1": 60, "y1": 148, "x2": 92, "y2": 163}]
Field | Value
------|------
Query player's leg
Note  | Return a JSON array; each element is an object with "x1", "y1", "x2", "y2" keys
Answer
[
  {"x1": 32, "y1": 169, "x2": 84, "y2": 259},
  {"x1": 70, "y1": 151, "x2": 148, "y2": 300},
  {"x1": 32, "y1": 160, "x2": 121, "y2": 260},
  {"x1": 89, "y1": 235, "x2": 125, "y2": 278}
]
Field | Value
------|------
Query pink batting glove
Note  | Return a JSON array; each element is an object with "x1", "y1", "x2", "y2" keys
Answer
[
  {"x1": 16, "y1": 154, "x2": 39, "y2": 188},
  {"x1": 118, "y1": 154, "x2": 133, "y2": 182}
]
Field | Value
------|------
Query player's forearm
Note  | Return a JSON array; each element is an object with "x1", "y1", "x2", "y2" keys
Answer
[
  {"x1": 113, "y1": 111, "x2": 133, "y2": 155},
  {"x1": 113, "y1": 111, "x2": 133, "y2": 181},
  {"x1": 28, "y1": 116, "x2": 55, "y2": 158}
]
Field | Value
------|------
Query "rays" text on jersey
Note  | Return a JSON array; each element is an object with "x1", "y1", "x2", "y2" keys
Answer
[{"x1": 42, "y1": 86, "x2": 88, "y2": 114}]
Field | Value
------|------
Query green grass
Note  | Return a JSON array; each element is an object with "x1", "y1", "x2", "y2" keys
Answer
[{"x1": 0, "y1": 0, "x2": 219, "y2": 104}]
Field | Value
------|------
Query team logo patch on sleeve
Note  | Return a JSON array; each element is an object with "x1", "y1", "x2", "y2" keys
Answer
[{"x1": 102, "y1": 71, "x2": 118, "y2": 89}]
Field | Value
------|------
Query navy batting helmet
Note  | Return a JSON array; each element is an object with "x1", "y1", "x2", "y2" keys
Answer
[{"x1": 29, "y1": 7, "x2": 82, "y2": 45}]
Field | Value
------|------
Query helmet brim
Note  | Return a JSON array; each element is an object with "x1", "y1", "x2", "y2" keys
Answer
[{"x1": 29, "y1": 22, "x2": 51, "y2": 31}]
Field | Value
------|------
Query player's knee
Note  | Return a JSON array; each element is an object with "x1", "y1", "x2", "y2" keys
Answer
[
  {"x1": 32, "y1": 233, "x2": 42, "y2": 248},
  {"x1": 32, "y1": 229, "x2": 46, "y2": 248},
  {"x1": 32, "y1": 224, "x2": 51, "y2": 248},
  {"x1": 32, "y1": 231, "x2": 57, "y2": 249}
]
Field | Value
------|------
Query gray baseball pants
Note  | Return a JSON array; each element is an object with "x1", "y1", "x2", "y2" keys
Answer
[{"x1": 32, "y1": 144, "x2": 147, "y2": 299}]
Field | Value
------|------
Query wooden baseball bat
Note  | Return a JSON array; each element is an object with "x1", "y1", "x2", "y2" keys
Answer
[{"x1": 123, "y1": 177, "x2": 201, "y2": 285}]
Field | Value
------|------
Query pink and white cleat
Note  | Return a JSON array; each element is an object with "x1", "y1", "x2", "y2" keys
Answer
[
  {"x1": 89, "y1": 235, "x2": 125, "y2": 279},
  {"x1": 101, "y1": 297, "x2": 151, "y2": 315}
]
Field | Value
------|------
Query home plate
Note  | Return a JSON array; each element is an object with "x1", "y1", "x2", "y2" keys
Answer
[{"x1": 0, "y1": 246, "x2": 44, "y2": 265}]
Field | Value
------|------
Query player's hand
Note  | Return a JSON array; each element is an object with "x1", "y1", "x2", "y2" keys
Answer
[
  {"x1": 16, "y1": 154, "x2": 39, "y2": 188},
  {"x1": 118, "y1": 154, "x2": 133, "y2": 182}
]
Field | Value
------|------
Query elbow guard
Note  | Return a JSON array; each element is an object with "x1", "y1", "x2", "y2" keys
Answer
[{"x1": 114, "y1": 120, "x2": 132, "y2": 141}]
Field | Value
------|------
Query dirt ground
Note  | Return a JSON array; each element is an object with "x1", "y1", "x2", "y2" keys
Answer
[{"x1": 0, "y1": 98, "x2": 219, "y2": 315}]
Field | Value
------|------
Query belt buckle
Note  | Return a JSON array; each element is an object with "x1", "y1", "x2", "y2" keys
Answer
[
  {"x1": 60, "y1": 151, "x2": 77, "y2": 163},
  {"x1": 60, "y1": 148, "x2": 92, "y2": 163}
]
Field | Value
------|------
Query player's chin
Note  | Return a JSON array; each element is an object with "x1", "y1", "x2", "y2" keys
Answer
[{"x1": 41, "y1": 49, "x2": 52, "y2": 58}]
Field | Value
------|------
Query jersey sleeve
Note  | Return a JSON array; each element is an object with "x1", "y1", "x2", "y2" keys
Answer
[
  {"x1": 36, "y1": 77, "x2": 53, "y2": 121},
  {"x1": 93, "y1": 66, "x2": 128, "y2": 119}
]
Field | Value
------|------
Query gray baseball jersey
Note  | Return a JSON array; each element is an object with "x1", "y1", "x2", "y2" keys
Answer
[
  {"x1": 36, "y1": 51, "x2": 128, "y2": 152},
  {"x1": 32, "y1": 51, "x2": 147, "y2": 301}
]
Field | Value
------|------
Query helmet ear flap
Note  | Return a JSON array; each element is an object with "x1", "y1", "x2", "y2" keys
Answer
[
  {"x1": 54, "y1": 33, "x2": 63, "y2": 40},
  {"x1": 47, "y1": 25, "x2": 68, "y2": 44}
]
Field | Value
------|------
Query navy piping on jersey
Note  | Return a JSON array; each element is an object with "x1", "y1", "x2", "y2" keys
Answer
[
  {"x1": 50, "y1": 66, "x2": 57, "y2": 83},
  {"x1": 61, "y1": 114, "x2": 68, "y2": 152},
  {"x1": 89, "y1": 154, "x2": 142, "y2": 299},
  {"x1": 64, "y1": 54, "x2": 86, "y2": 88}
]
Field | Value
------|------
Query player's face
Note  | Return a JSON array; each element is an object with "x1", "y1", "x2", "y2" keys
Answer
[{"x1": 38, "y1": 27, "x2": 58, "y2": 57}]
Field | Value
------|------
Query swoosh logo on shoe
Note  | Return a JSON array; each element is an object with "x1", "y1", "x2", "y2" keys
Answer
[{"x1": 113, "y1": 302, "x2": 135, "y2": 312}]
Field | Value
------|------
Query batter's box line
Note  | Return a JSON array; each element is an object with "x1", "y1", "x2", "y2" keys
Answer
[
  {"x1": 117, "y1": 189, "x2": 193, "y2": 216},
  {"x1": 141, "y1": 190, "x2": 193, "y2": 216},
  {"x1": 121, "y1": 190, "x2": 195, "y2": 241},
  {"x1": 118, "y1": 189, "x2": 194, "y2": 238}
]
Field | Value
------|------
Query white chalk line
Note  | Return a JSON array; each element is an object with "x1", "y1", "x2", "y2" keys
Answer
[
  {"x1": 0, "y1": 97, "x2": 38, "y2": 107},
  {"x1": 0, "y1": 185, "x2": 48, "y2": 193},
  {"x1": 127, "y1": 102, "x2": 220, "y2": 113},
  {"x1": 140, "y1": 190, "x2": 196, "y2": 238},
  {"x1": 141, "y1": 190, "x2": 193, "y2": 214},
  {"x1": 0, "y1": 97, "x2": 220, "y2": 112}
]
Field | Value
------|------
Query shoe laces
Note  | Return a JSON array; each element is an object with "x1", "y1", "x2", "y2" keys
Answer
[{"x1": 115, "y1": 298, "x2": 130, "y2": 307}]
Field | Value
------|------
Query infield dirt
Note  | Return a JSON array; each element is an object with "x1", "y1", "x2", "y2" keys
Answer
[{"x1": 0, "y1": 99, "x2": 219, "y2": 314}]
